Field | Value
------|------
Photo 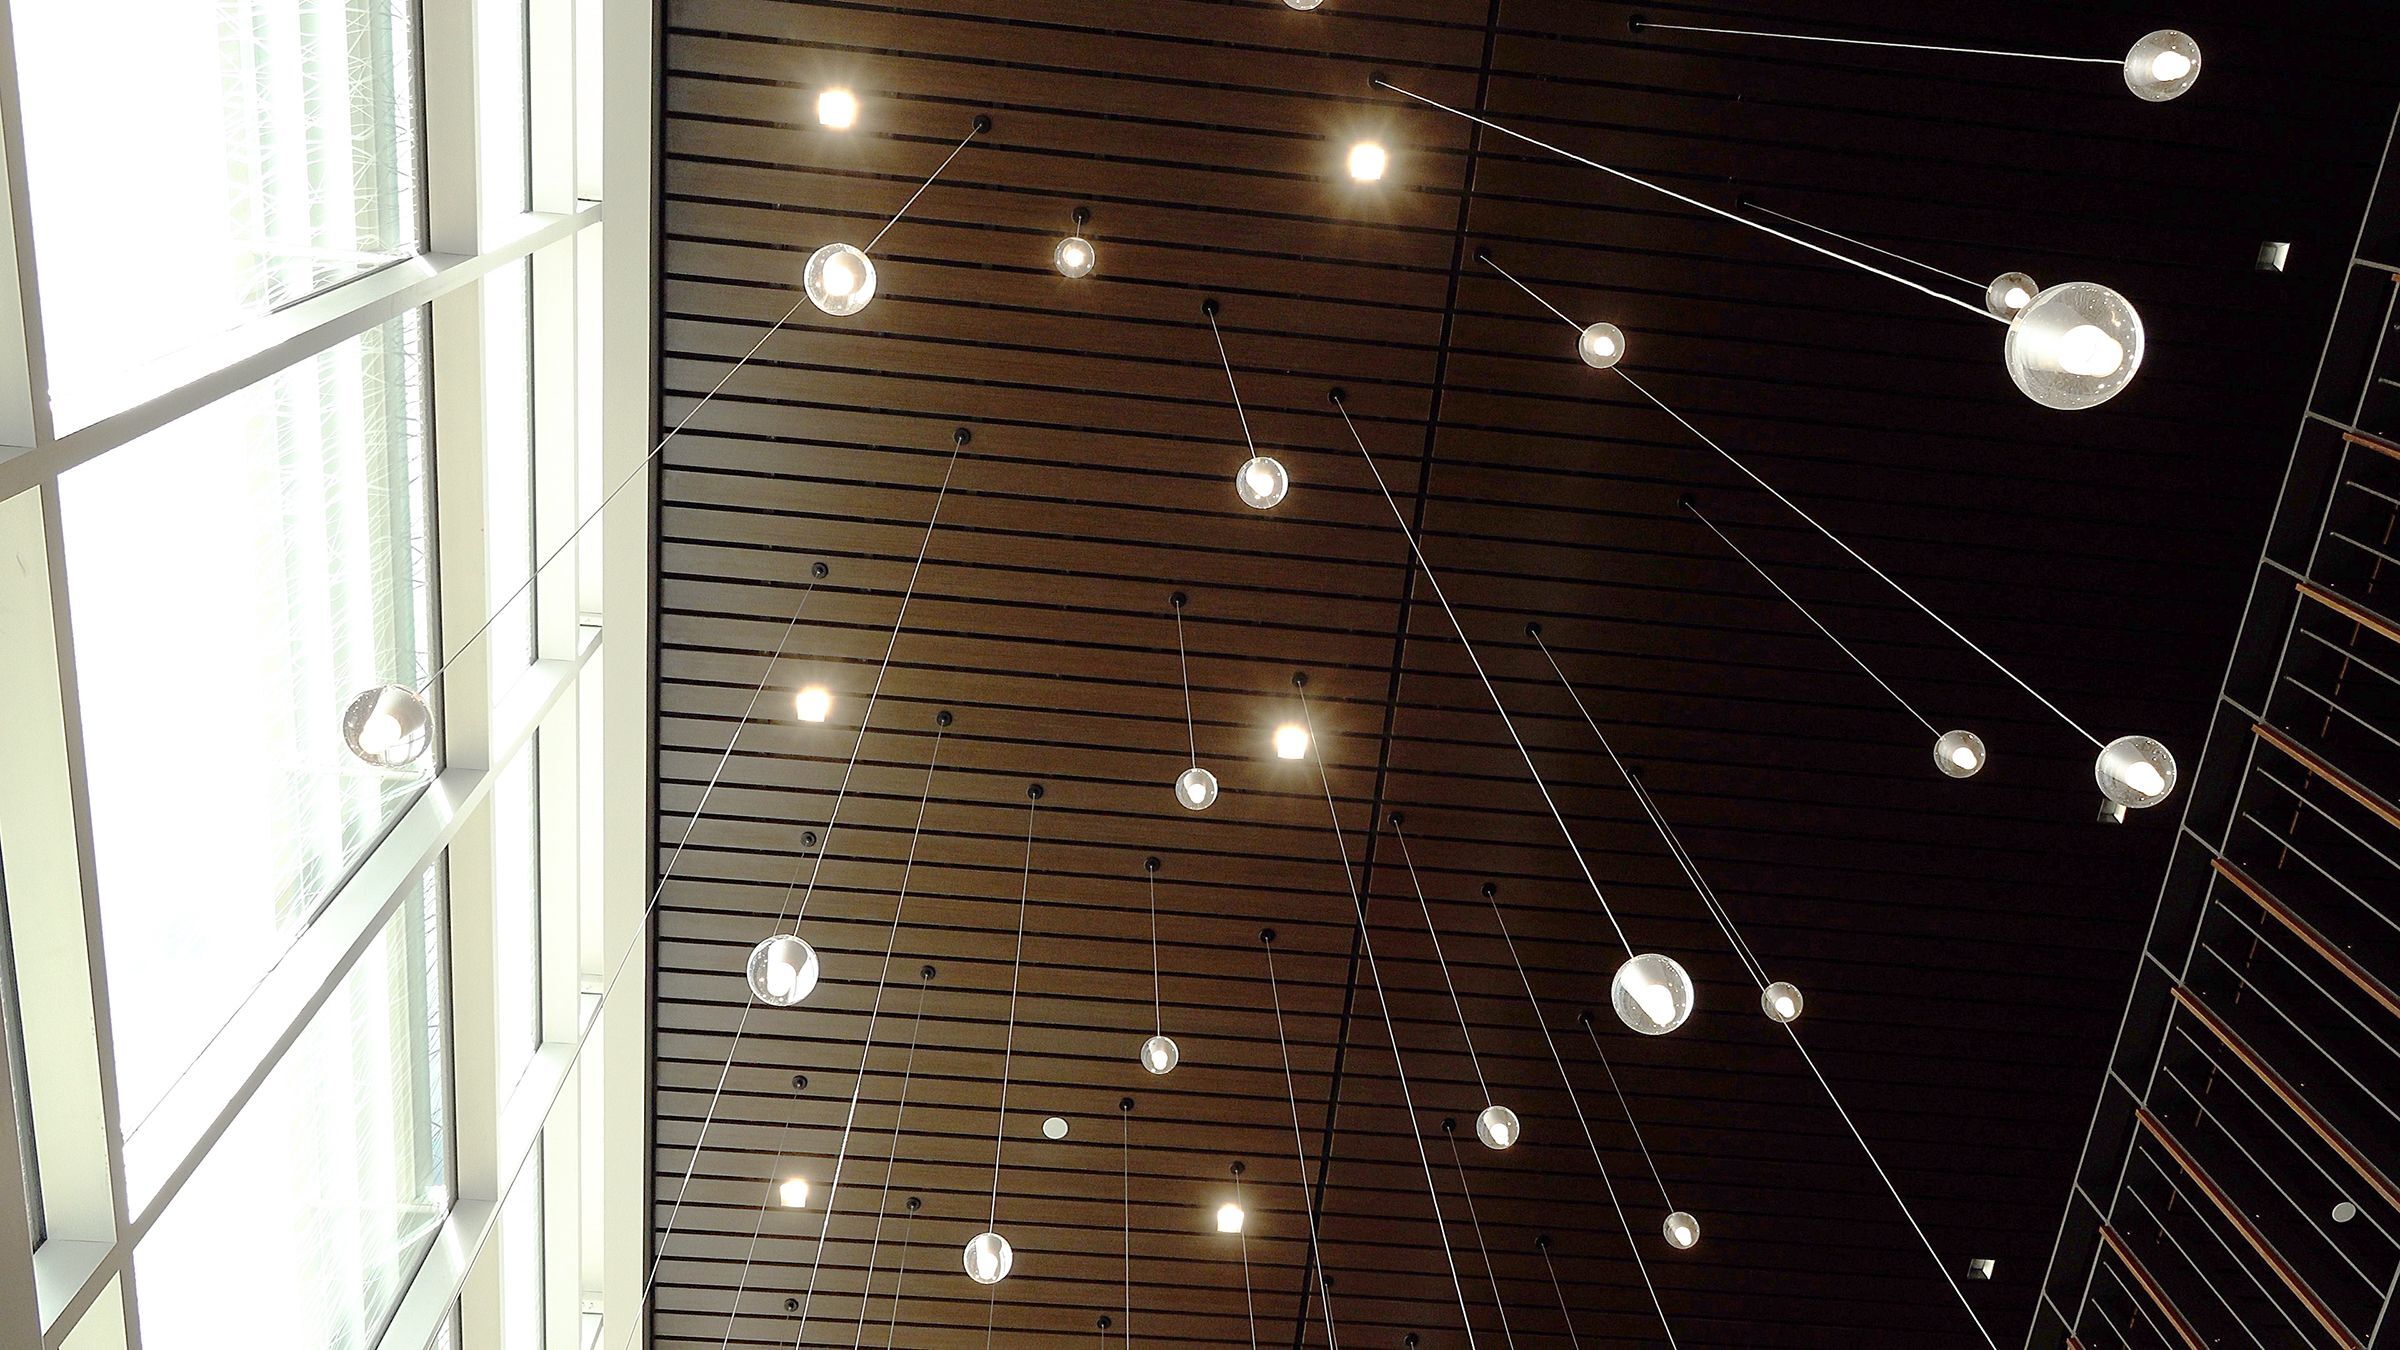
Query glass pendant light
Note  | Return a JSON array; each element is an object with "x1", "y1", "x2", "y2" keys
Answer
[
  {"x1": 343, "y1": 683, "x2": 434, "y2": 768},
  {"x1": 1140, "y1": 1033, "x2": 1180, "y2": 1075},
  {"x1": 1174, "y1": 768, "x2": 1218, "y2": 809},
  {"x1": 1630, "y1": 16, "x2": 2202, "y2": 103},
  {"x1": 746, "y1": 934, "x2": 821, "y2": 1006},
  {"x1": 1475, "y1": 1103, "x2": 1521, "y2": 1151},
  {"x1": 1236, "y1": 455, "x2": 1289, "y2": 509},
  {"x1": 1578, "y1": 321, "x2": 1626, "y2": 369},
  {"x1": 1761, "y1": 981, "x2": 1804, "y2": 1024},
  {"x1": 1611, "y1": 953, "x2": 1694, "y2": 1036},
  {"x1": 1284, "y1": 0, "x2": 1324, "y2": 8},
  {"x1": 816, "y1": 88, "x2": 859, "y2": 129},
  {"x1": 1216, "y1": 1200, "x2": 1246, "y2": 1234},
  {"x1": 778, "y1": 1176, "x2": 811, "y2": 1208},
  {"x1": 1167, "y1": 593, "x2": 1218, "y2": 810},
  {"x1": 1934, "y1": 729, "x2": 1987, "y2": 779},
  {"x1": 1056, "y1": 206, "x2": 1096, "y2": 278},
  {"x1": 804, "y1": 241, "x2": 878, "y2": 316},
  {"x1": 1273, "y1": 722, "x2": 1310, "y2": 759},
  {"x1": 2095, "y1": 735, "x2": 2177, "y2": 809},
  {"x1": 1346, "y1": 141, "x2": 1388, "y2": 181},
  {"x1": 2004, "y1": 282, "x2": 2144, "y2": 410},
  {"x1": 794, "y1": 684, "x2": 833, "y2": 723},
  {"x1": 2123, "y1": 30, "x2": 2202, "y2": 102},
  {"x1": 1984, "y1": 272, "x2": 2039, "y2": 320},
  {"x1": 963, "y1": 1230, "x2": 1014, "y2": 1284},
  {"x1": 1663, "y1": 1211, "x2": 1701, "y2": 1250},
  {"x1": 1139, "y1": 857, "x2": 1179, "y2": 1076}
]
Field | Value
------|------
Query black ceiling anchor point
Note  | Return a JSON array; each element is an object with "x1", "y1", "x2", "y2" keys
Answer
[
  {"x1": 1367, "y1": 70, "x2": 1391, "y2": 90},
  {"x1": 936, "y1": 709, "x2": 953, "y2": 728},
  {"x1": 1231, "y1": 1160, "x2": 1245, "y2": 1176},
  {"x1": 1098, "y1": 1316, "x2": 1112, "y2": 1330},
  {"x1": 1327, "y1": 386, "x2": 1347, "y2": 407},
  {"x1": 1536, "y1": 1233, "x2": 1553, "y2": 1252},
  {"x1": 1202, "y1": 297, "x2": 1220, "y2": 318},
  {"x1": 1387, "y1": 810, "x2": 1404, "y2": 828},
  {"x1": 1441, "y1": 1116, "x2": 1457, "y2": 1133},
  {"x1": 1170, "y1": 590, "x2": 1188, "y2": 609},
  {"x1": 921, "y1": 964, "x2": 937, "y2": 981},
  {"x1": 1473, "y1": 245, "x2": 1492, "y2": 265},
  {"x1": 803, "y1": 830, "x2": 819, "y2": 847},
  {"x1": 1073, "y1": 205, "x2": 1090, "y2": 229},
  {"x1": 1482, "y1": 882, "x2": 1497, "y2": 899},
  {"x1": 1291, "y1": 670, "x2": 1309, "y2": 688},
  {"x1": 792, "y1": 1073, "x2": 809, "y2": 1090},
  {"x1": 1578, "y1": 1009, "x2": 1597, "y2": 1027},
  {"x1": 1120, "y1": 1096, "x2": 1135, "y2": 1112},
  {"x1": 1145, "y1": 856, "x2": 1161, "y2": 873},
  {"x1": 906, "y1": 1195, "x2": 922, "y2": 1212},
  {"x1": 811, "y1": 560, "x2": 830, "y2": 579},
  {"x1": 784, "y1": 1297, "x2": 799, "y2": 1313},
  {"x1": 1027, "y1": 782, "x2": 1044, "y2": 800},
  {"x1": 972, "y1": 113, "x2": 993, "y2": 134},
  {"x1": 1525, "y1": 620, "x2": 1543, "y2": 639},
  {"x1": 952, "y1": 427, "x2": 972, "y2": 447},
  {"x1": 1627, "y1": 13, "x2": 1648, "y2": 33},
  {"x1": 1259, "y1": 926, "x2": 1276, "y2": 944}
]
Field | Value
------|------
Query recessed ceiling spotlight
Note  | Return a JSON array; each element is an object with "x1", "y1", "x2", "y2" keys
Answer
[
  {"x1": 1966, "y1": 1257, "x2": 1996, "y2": 1280},
  {"x1": 1346, "y1": 140, "x2": 1388, "y2": 182},
  {"x1": 1216, "y1": 1201, "x2": 1246, "y2": 1233},
  {"x1": 1273, "y1": 723, "x2": 1310, "y2": 760},
  {"x1": 778, "y1": 1176, "x2": 811, "y2": 1208},
  {"x1": 794, "y1": 684, "x2": 833, "y2": 722},
  {"x1": 816, "y1": 88, "x2": 859, "y2": 129}
]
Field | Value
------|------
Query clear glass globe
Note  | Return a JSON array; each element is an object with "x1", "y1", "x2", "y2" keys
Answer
[
  {"x1": 746, "y1": 934, "x2": 820, "y2": 1007},
  {"x1": 2124, "y1": 30, "x2": 2201, "y2": 102},
  {"x1": 2004, "y1": 282, "x2": 2144, "y2": 410},
  {"x1": 964, "y1": 1230, "x2": 1014, "y2": 1284},
  {"x1": 1611, "y1": 953, "x2": 1694, "y2": 1036},
  {"x1": 1578, "y1": 322, "x2": 1626, "y2": 369},
  {"x1": 1934, "y1": 729, "x2": 1987, "y2": 779},
  {"x1": 1235, "y1": 456, "x2": 1289, "y2": 509},
  {"x1": 1140, "y1": 1034, "x2": 1180, "y2": 1075},
  {"x1": 1475, "y1": 1103, "x2": 1521, "y2": 1151},
  {"x1": 1175, "y1": 766, "x2": 1219, "y2": 811},
  {"x1": 1761, "y1": 981, "x2": 1803, "y2": 1024},
  {"x1": 1284, "y1": 0, "x2": 1324, "y2": 8},
  {"x1": 1055, "y1": 235, "x2": 1096, "y2": 279},
  {"x1": 804, "y1": 242, "x2": 877, "y2": 316},
  {"x1": 1984, "y1": 272, "x2": 2038, "y2": 320},
  {"x1": 2095, "y1": 735, "x2": 2177, "y2": 809},
  {"x1": 1663, "y1": 1210, "x2": 1701, "y2": 1250},
  {"x1": 343, "y1": 683, "x2": 435, "y2": 768}
]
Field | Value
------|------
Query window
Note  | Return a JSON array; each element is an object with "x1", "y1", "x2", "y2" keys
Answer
[
  {"x1": 477, "y1": 0, "x2": 531, "y2": 230},
  {"x1": 9, "y1": 0, "x2": 423, "y2": 418},
  {"x1": 60, "y1": 311, "x2": 434, "y2": 1139},
  {"x1": 133, "y1": 860, "x2": 447, "y2": 1350},
  {"x1": 494, "y1": 736, "x2": 542, "y2": 1092},
  {"x1": 0, "y1": 876, "x2": 38, "y2": 1248},
  {"x1": 485, "y1": 259, "x2": 537, "y2": 681},
  {"x1": 501, "y1": 1143, "x2": 544, "y2": 1348}
]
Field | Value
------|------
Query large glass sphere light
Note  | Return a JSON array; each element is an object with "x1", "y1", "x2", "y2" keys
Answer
[
  {"x1": 1761, "y1": 981, "x2": 1804, "y2": 1024},
  {"x1": 804, "y1": 242, "x2": 877, "y2": 316},
  {"x1": 344, "y1": 684, "x2": 435, "y2": 768},
  {"x1": 1984, "y1": 272, "x2": 2038, "y2": 321},
  {"x1": 2124, "y1": 31, "x2": 2202, "y2": 102},
  {"x1": 1236, "y1": 455, "x2": 1289, "y2": 509},
  {"x1": 963, "y1": 1231, "x2": 1014, "y2": 1284},
  {"x1": 1475, "y1": 1104, "x2": 1521, "y2": 1151},
  {"x1": 2095, "y1": 734, "x2": 2177, "y2": 809},
  {"x1": 1611, "y1": 953, "x2": 1695, "y2": 1036},
  {"x1": 1934, "y1": 729, "x2": 1987, "y2": 779},
  {"x1": 746, "y1": 934, "x2": 821, "y2": 1006},
  {"x1": 1175, "y1": 766, "x2": 1218, "y2": 811},
  {"x1": 1663, "y1": 1211, "x2": 1701, "y2": 1250},
  {"x1": 1140, "y1": 1034, "x2": 1180, "y2": 1076},
  {"x1": 1578, "y1": 322, "x2": 1626, "y2": 369},
  {"x1": 2004, "y1": 282, "x2": 2143, "y2": 410},
  {"x1": 1055, "y1": 235, "x2": 1096, "y2": 279}
]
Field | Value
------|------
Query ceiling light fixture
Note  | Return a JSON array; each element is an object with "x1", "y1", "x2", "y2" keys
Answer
[
  {"x1": 1576, "y1": 1011, "x2": 1700, "y2": 1250},
  {"x1": 778, "y1": 1176, "x2": 811, "y2": 1208},
  {"x1": 1042, "y1": 1116, "x2": 1069, "y2": 1140},
  {"x1": 1346, "y1": 140, "x2": 1388, "y2": 181},
  {"x1": 1139, "y1": 857, "x2": 1180, "y2": 1076},
  {"x1": 1056, "y1": 205, "x2": 1097, "y2": 278},
  {"x1": 1388, "y1": 815, "x2": 1522, "y2": 1151},
  {"x1": 966, "y1": 783, "x2": 1043, "y2": 1287},
  {"x1": 745, "y1": 933, "x2": 820, "y2": 1006},
  {"x1": 805, "y1": 113, "x2": 991, "y2": 316},
  {"x1": 1167, "y1": 592, "x2": 1218, "y2": 810},
  {"x1": 1741, "y1": 198, "x2": 2050, "y2": 325},
  {"x1": 794, "y1": 684, "x2": 833, "y2": 722},
  {"x1": 342, "y1": 684, "x2": 435, "y2": 768},
  {"x1": 1384, "y1": 78, "x2": 2145, "y2": 409},
  {"x1": 816, "y1": 87, "x2": 859, "y2": 128},
  {"x1": 1273, "y1": 722, "x2": 1310, "y2": 760},
  {"x1": 1628, "y1": 15, "x2": 2202, "y2": 102},
  {"x1": 1202, "y1": 299, "x2": 1290, "y2": 510},
  {"x1": 1216, "y1": 1200, "x2": 1246, "y2": 1234},
  {"x1": 1284, "y1": 0, "x2": 1324, "y2": 9}
]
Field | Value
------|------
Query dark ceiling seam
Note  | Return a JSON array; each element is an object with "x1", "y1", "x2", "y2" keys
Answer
[{"x1": 1286, "y1": 5, "x2": 1504, "y2": 1346}]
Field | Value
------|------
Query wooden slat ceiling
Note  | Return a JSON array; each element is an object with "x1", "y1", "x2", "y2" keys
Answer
[{"x1": 645, "y1": 3, "x2": 2400, "y2": 1345}]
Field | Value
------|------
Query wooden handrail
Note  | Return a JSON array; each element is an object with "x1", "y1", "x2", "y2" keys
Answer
[
  {"x1": 2171, "y1": 984, "x2": 2400, "y2": 1212},
  {"x1": 2136, "y1": 1107, "x2": 2364, "y2": 1349},
  {"x1": 2097, "y1": 1223, "x2": 2204, "y2": 1349},
  {"x1": 2212, "y1": 856, "x2": 2400, "y2": 1023},
  {"x1": 2253, "y1": 722, "x2": 2400, "y2": 831},
  {"x1": 2295, "y1": 578, "x2": 2400, "y2": 649}
]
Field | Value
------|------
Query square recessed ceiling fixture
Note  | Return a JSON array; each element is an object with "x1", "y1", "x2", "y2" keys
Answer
[{"x1": 1965, "y1": 1258, "x2": 1996, "y2": 1281}]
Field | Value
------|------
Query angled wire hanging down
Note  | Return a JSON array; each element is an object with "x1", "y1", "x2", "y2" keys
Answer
[
  {"x1": 1139, "y1": 857, "x2": 1180, "y2": 1075},
  {"x1": 1261, "y1": 928, "x2": 1343, "y2": 1349},
  {"x1": 1438, "y1": 1116, "x2": 1520, "y2": 1346},
  {"x1": 851, "y1": 965, "x2": 936, "y2": 1349},
  {"x1": 1626, "y1": 14, "x2": 2203, "y2": 102},
  {"x1": 1385, "y1": 815, "x2": 1520, "y2": 1150},
  {"x1": 1119, "y1": 1096, "x2": 1136, "y2": 1340},
  {"x1": 1368, "y1": 76, "x2": 2149, "y2": 410},
  {"x1": 804, "y1": 114, "x2": 993, "y2": 316},
  {"x1": 1480, "y1": 253, "x2": 2179, "y2": 816},
  {"x1": 1202, "y1": 299, "x2": 1291, "y2": 509},
  {"x1": 1228, "y1": 1160, "x2": 1260, "y2": 1349},
  {"x1": 1535, "y1": 1234, "x2": 1584, "y2": 1349},
  {"x1": 1740, "y1": 197, "x2": 2044, "y2": 322},
  {"x1": 1168, "y1": 591, "x2": 1220, "y2": 810},
  {"x1": 968, "y1": 783, "x2": 1045, "y2": 1293},
  {"x1": 1575, "y1": 1011, "x2": 1700, "y2": 1252}
]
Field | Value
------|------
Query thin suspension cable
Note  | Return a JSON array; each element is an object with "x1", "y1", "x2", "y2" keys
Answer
[
  {"x1": 1608, "y1": 365, "x2": 2105, "y2": 747},
  {"x1": 1680, "y1": 499, "x2": 1939, "y2": 734},
  {"x1": 792, "y1": 720, "x2": 951, "y2": 1341},
  {"x1": 1202, "y1": 303, "x2": 1261, "y2": 457},
  {"x1": 988, "y1": 794, "x2": 1041, "y2": 1220},
  {"x1": 864, "y1": 120, "x2": 988, "y2": 253},
  {"x1": 1632, "y1": 18, "x2": 2121, "y2": 65},
  {"x1": 1171, "y1": 594, "x2": 1200, "y2": 769},
  {"x1": 1331, "y1": 395, "x2": 1637, "y2": 956},
  {"x1": 1479, "y1": 254, "x2": 1585, "y2": 333},
  {"x1": 853, "y1": 974, "x2": 934, "y2": 1350},
  {"x1": 1536, "y1": 1239, "x2": 1583, "y2": 1349},
  {"x1": 714, "y1": 1076, "x2": 809, "y2": 1350},
  {"x1": 1742, "y1": 201, "x2": 1981, "y2": 290},
  {"x1": 1263, "y1": 935, "x2": 1342, "y2": 1350},
  {"x1": 1120, "y1": 1101, "x2": 1134, "y2": 1342},
  {"x1": 1295, "y1": 680, "x2": 1481, "y2": 1344},
  {"x1": 1234, "y1": 1165, "x2": 1259, "y2": 1350},
  {"x1": 883, "y1": 1200, "x2": 918, "y2": 1348},
  {"x1": 1441, "y1": 1121, "x2": 1518, "y2": 1348},
  {"x1": 1576, "y1": 1015, "x2": 1673, "y2": 1211},
  {"x1": 1386, "y1": 819, "x2": 1494, "y2": 1104},
  {"x1": 1144, "y1": 860, "x2": 1166, "y2": 1041},
  {"x1": 1375, "y1": 86, "x2": 2000, "y2": 323},
  {"x1": 1479, "y1": 885, "x2": 1680, "y2": 1347}
]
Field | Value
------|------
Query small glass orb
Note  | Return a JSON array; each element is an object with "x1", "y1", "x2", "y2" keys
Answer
[
  {"x1": 1984, "y1": 272, "x2": 2039, "y2": 321},
  {"x1": 1235, "y1": 455, "x2": 1289, "y2": 509},
  {"x1": 816, "y1": 88, "x2": 859, "y2": 129},
  {"x1": 1346, "y1": 141, "x2": 1387, "y2": 182},
  {"x1": 1216, "y1": 1202, "x2": 1246, "y2": 1233},
  {"x1": 746, "y1": 934, "x2": 821, "y2": 1007},
  {"x1": 1273, "y1": 723, "x2": 1310, "y2": 760},
  {"x1": 1140, "y1": 1034, "x2": 1180, "y2": 1076},
  {"x1": 794, "y1": 685, "x2": 833, "y2": 723},
  {"x1": 1055, "y1": 235, "x2": 1096, "y2": 279},
  {"x1": 2095, "y1": 734, "x2": 2177, "y2": 809},
  {"x1": 2124, "y1": 30, "x2": 2201, "y2": 102},
  {"x1": 804, "y1": 242, "x2": 877, "y2": 316},
  {"x1": 778, "y1": 1176, "x2": 810, "y2": 1208},
  {"x1": 2003, "y1": 282, "x2": 2144, "y2": 411},
  {"x1": 963, "y1": 1230, "x2": 1014, "y2": 1284},
  {"x1": 1611, "y1": 953, "x2": 1695, "y2": 1036},
  {"x1": 1175, "y1": 766, "x2": 1219, "y2": 811},
  {"x1": 1041, "y1": 1116, "x2": 1070, "y2": 1140},
  {"x1": 1284, "y1": 0, "x2": 1324, "y2": 8},
  {"x1": 343, "y1": 684, "x2": 435, "y2": 768},
  {"x1": 1761, "y1": 981, "x2": 1804, "y2": 1024},
  {"x1": 1663, "y1": 1210, "x2": 1701, "y2": 1250},
  {"x1": 1577, "y1": 322, "x2": 1626, "y2": 369},
  {"x1": 1934, "y1": 729, "x2": 1987, "y2": 779},
  {"x1": 1475, "y1": 1104, "x2": 1521, "y2": 1151}
]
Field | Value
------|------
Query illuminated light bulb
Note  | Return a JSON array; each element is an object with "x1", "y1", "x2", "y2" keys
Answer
[
  {"x1": 1761, "y1": 981, "x2": 1803, "y2": 1024},
  {"x1": 1284, "y1": 0, "x2": 1323, "y2": 8},
  {"x1": 1933, "y1": 729, "x2": 1987, "y2": 780},
  {"x1": 2150, "y1": 50, "x2": 2192, "y2": 82},
  {"x1": 816, "y1": 88, "x2": 859, "y2": 129},
  {"x1": 1216, "y1": 1202, "x2": 1246, "y2": 1234},
  {"x1": 745, "y1": 934, "x2": 821, "y2": 1007},
  {"x1": 2123, "y1": 31, "x2": 2202, "y2": 101},
  {"x1": 803, "y1": 242, "x2": 878, "y2": 316},
  {"x1": 794, "y1": 685, "x2": 833, "y2": 723},
  {"x1": 1347, "y1": 141, "x2": 1387, "y2": 182},
  {"x1": 2121, "y1": 761, "x2": 2167, "y2": 796},
  {"x1": 1175, "y1": 766, "x2": 1219, "y2": 811},
  {"x1": 1984, "y1": 272, "x2": 2039, "y2": 320},
  {"x1": 1475, "y1": 1104, "x2": 1521, "y2": 1151},
  {"x1": 963, "y1": 1231, "x2": 1014, "y2": 1285},
  {"x1": 2095, "y1": 734, "x2": 2177, "y2": 809},
  {"x1": 1273, "y1": 723, "x2": 1310, "y2": 760},
  {"x1": 343, "y1": 684, "x2": 435, "y2": 768},
  {"x1": 1663, "y1": 1211, "x2": 1701, "y2": 1250},
  {"x1": 778, "y1": 1177, "x2": 810, "y2": 1208},
  {"x1": 1578, "y1": 321, "x2": 1626, "y2": 370},
  {"x1": 2004, "y1": 282, "x2": 2143, "y2": 410},
  {"x1": 359, "y1": 712, "x2": 402, "y2": 755},
  {"x1": 1610, "y1": 953, "x2": 1694, "y2": 1036},
  {"x1": 1055, "y1": 236, "x2": 1096, "y2": 279},
  {"x1": 2056, "y1": 324, "x2": 2126, "y2": 379},
  {"x1": 1141, "y1": 1034, "x2": 1180, "y2": 1076},
  {"x1": 1236, "y1": 455, "x2": 1289, "y2": 509}
]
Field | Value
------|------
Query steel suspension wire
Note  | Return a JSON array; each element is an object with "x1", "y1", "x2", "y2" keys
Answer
[
  {"x1": 1262, "y1": 932, "x2": 1342, "y2": 1350},
  {"x1": 1202, "y1": 302, "x2": 1262, "y2": 459},
  {"x1": 1629, "y1": 17, "x2": 2121, "y2": 65},
  {"x1": 1294, "y1": 676, "x2": 1481, "y2": 1344},
  {"x1": 1385, "y1": 818, "x2": 1497, "y2": 1109},
  {"x1": 1120, "y1": 1098, "x2": 1135, "y2": 1343},
  {"x1": 1478, "y1": 883, "x2": 1681, "y2": 1347},
  {"x1": 1741, "y1": 201, "x2": 1983, "y2": 290},
  {"x1": 983, "y1": 786, "x2": 1044, "y2": 1347},
  {"x1": 791, "y1": 717, "x2": 952, "y2": 1340},
  {"x1": 883, "y1": 1197, "x2": 920, "y2": 1348},
  {"x1": 1574, "y1": 1014, "x2": 1675, "y2": 1214},
  {"x1": 864, "y1": 120, "x2": 989, "y2": 253},
  {"x1": 1440, "y1": 1119, "x2": 1518, "y2": 1348},
  {"x1": 1330, "y1": 393, "x2": 1637, "y2": 957},
  {"x1": 713, "y1": 1074, "x2": 810, "y2": 1350},
  {"x1": 1233, "y1": 1163, "x2": 1259, "y2": 1350},
  {"x1": 1535, "y1": 1236, "x2": 1583, "y2": 1349},
  {"x1": 1144, "y1": 858, "x2": 1167, "y2": 1046},
  {"x1": 852, "y1": 970, "x2": 935, "y2": 1350},
  {"x1": 1170, "y1": 592, "x2": 1201, "y2": 771}
]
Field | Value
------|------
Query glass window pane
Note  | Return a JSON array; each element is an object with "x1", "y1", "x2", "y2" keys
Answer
[
  {"x1": 478, "y1": 0, "x2": 530, "y2": 228},
  {"x1": 0, "y1": 874, "x2": 38, "y2": 1248},
  {"x1": 134, "y1": 861, "x2": 448, "y2": 1350},
  {"x1": 484, "y1": 259, "x2": 536, "y2": 680},
  {"x1": 10, "y1": 0, "x2": 422, "y2": 413},
  {"x1": 61, "y1": 312, "x2": 434, "y2": 1137},
  {"x1": 494, "y1": 736, "x2": 541, "y2": 1092},
  {"x1": 501, "y1": 1142, "x2": 543, "y2": 1348}
]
